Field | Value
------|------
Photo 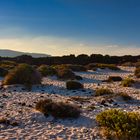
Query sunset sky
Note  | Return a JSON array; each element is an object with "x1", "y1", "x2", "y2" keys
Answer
[{"x1": 0, "y1": 0, "x2": 140, "y2": 56}]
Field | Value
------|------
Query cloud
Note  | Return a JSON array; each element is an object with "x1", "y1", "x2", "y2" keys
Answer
[{"x1": 0, "y1": 36, "x2": 139, "y2": 56}]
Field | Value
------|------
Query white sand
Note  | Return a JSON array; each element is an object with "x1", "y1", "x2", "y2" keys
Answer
[{"x1": 0, "y1": 67, "x2": 139, "y2": 140}]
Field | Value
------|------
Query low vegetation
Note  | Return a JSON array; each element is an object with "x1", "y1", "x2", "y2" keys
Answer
[
  {"x1": 66, "y1": 81, "x2": 83, "y2": 90},
  {"x1": 75, "y1": 75, "x2": 83, "y2": 80},
  {"x1": 67, "y1": 64, "x2": 87, "y2": 72},
  {"x1": 3, "y1": 64, "x2": 41, "y2": 89},
  {"x1": 96, "y1": 109, "x2": 140, "y2": 139},
  {"x1": 0, "y1": 60, "x2": 17, "y2": 70},
  {"x1": 107, "y1": 76, "x2": 122, "y2": 82},
  {"x1": 57, "y1": 68, "x2": 75, "y2": 80},
  {"x1": 95, "y1": 88, "x2": 114, "y2": 96},
  {"x1": 0, "y1": 67, "x2": 8, "y2": 77},
  {"x1": 37, "y1": 65, "x2": 57, "y2": 76},
  {"x1": 86, "y1": 63, "x2": 120, "y2": 71},
  {"x1": 35, "y1": 99, "x2": 81, "y2": 119},
  {"x1": 135, "y1": 67, "x2": 140, "y2": 78},
  {"x1": 119, "y1": 92, "x2": 133, "y2": 101},
  {"x1": 121, "y1": 78, "x2": 135, "y2": 87}
]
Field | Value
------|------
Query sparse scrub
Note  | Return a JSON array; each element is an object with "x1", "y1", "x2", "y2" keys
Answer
[
  {"x1": 119, "y1": 92, "x2": 133, "y2": 101},
  {"x1": 95, "y1": 88, "x2": 114, "y2": 96},
  {"x1": 121, "y1": 78, "x2": 135, "y2": 87},
  {"x1": 66, "y1": 81, "x2": 83, "y2": 90},
  {"x1": 107, "y1": 76, "x2": 122, "y2": 82},
  {"x1": 135, "y1": 67, "x2": 140, "y2": 78},
  {"x1": 86, "y1": 63, "x2": 120, "y2": 71},
  {"x1": 0, "y1": 67, "x2": 8, "y2": 77},
  {"x1": 38, "y1": 65, "x2": 56, "y2": 76},
  {"x1": 96, "y1": 109, "x2": 140, "y2": 139},
  {"x1": 57, "y1": 68, "x2": 75, "y2": 80},
  {"x1": 35, "y1": 99, "x2": 80, "y2": 118},
  {"x1": 0, "y1": 117, "x2": 10, "y2": 125},
  {"x1": 0, "y1": 60, "x2": 17, "y2": 70},
  {"x1": 3, "y1": 64, "x2": 41, "y2": 89},
  {"x1": 75, "y1": 75, "x2": 83, "y2": 80},
  {"x1": 67, "y1": 64, "x2": 87, "y2": 72}
]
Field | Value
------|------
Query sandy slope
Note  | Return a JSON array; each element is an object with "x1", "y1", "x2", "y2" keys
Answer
[{"x1": 0, "y1": 67, "x2": 140, "y2": 140}]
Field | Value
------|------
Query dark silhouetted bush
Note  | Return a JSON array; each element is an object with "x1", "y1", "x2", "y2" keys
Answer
[
  {"x1": 66, "y1": 81, "x2": 83, "y2": 90},
  {"x1": 36, "y1": 99, "x2": 80, "y2": 119},
  {"x1": 107, "y1": 76, "x2": 122, "y2": 82}
]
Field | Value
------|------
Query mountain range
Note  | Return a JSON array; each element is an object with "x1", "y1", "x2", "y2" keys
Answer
[{"x1": 0, "y1": 49, "x2": 51, "y2": 58}]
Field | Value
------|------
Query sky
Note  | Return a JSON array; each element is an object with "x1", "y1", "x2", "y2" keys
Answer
[{"x1": 0, "y1": 0, "x2": 140, "y2": 56}]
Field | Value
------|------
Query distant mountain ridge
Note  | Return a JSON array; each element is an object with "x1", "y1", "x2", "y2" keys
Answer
[{"x1": 0, "y1": 49, "x2": 51, "y2": 58}]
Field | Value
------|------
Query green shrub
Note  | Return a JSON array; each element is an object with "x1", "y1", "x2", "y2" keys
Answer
[
  {"x1": 3, "y1": 64, "x2": 41, "y2": 89},
  {"x1": 35, "y1": 99, "x2": 80, "y2": 119},
  {"x1": 107, "y1": 76, "x2": 122, "y2": 82},
  {"x1": 0, "y1": 67, "x2": 8, "y2": 77},
  {"x1": 95, "y1": 88, "x2": 114, "y2": 96},
  {"x1": 135, "y1": 67, "x2": 140, "y2": 78},
  {"x1": 57, "y1": 68, "x2": 75, "y2": 80},
  {"x1": 121, "y1": 78, "x2": 135, "y2": 87},
  {"x1": 96, "y1": 109, "x2": 140, "y2": 139},
  {"x1": 118, "y1": 92, "x2": 132, "y2": 101},
  {"x1": 66, "y1": 81, "x2": 83, "y2": 90},
  {"x1": 38, "y1": 65, "x2": 56, "y2": 76}
]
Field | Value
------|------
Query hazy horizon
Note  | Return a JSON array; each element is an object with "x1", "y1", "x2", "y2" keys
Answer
[{"x1": 0, "y1": 0, "x2": 140, "y2": 56}]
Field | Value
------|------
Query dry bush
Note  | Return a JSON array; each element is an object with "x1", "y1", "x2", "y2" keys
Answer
[
  {"x1": 3, "y1": 64, "x2": 41, "y2": 89},
  {"x1": 95, "y1": 88, "x2": 114, "y2": 96},
  {"x1": 66, "y1": 81, "x2": 83, "y2": 90},
  {"x1": 37, "y1": 65, "x2": 56, "y2": 76},
  {"x1": 36, "y1": 99, "x2": 81, "y2": 119}
]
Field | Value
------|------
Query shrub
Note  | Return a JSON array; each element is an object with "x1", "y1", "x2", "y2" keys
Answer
[
  {"x1": 35, "y1": 99, "x2": 80, "y2": 119},
  {"x1": 66, "y1": 81, "x2": 83, "y2": 90},
  {"x1": 0, "y1": 60, "x2": 17, "y2": 70},
  {"x1": 96, "y1": 109, "x2": 140, "y2": 139},
  {"x1": 86, "y1": 63, "x2": 97, "y2": 70},
  {"x1": 57, "y1": 68, "x2": 75, "y2": 80},
  {"x1": 0, "y1": 117, "x2": 10, "y2": 125},
  {"x1": 75, "y1": 75, "x2": 83, "y2": 80},
  {"x1": 86, "y1": 63, "x2": 120, "y2": 71},
  {"x1": 121, "y1": 78, "x2": 135, "y2": 87},
  {"x1": 97, "y1": 64, "x2": 120, "y2": 70},
  {"x1": 67, "y1": 64, "x2": 87, "y2": 72},
  {"x1": 135, "y1": 67, "x2": 140, "y2": 78},
  {"x1": 119, "y1": 92, "x2": 133, "y2": 101},
  {"x1": 38, "y1": 65, "x2": 56, "y2": 76},
  {"x1": 107, "y1": 76, "x2": 122, "y2": 82},
  {"x1": 0, "y1": 67, "x2": 8, "y2": 77},
  {"x1": 95, "y1": 88, "x2": 114, "y2": 96},
  {"x1": 3, "y1": 64, "x2": 41, "y2": 89}
]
